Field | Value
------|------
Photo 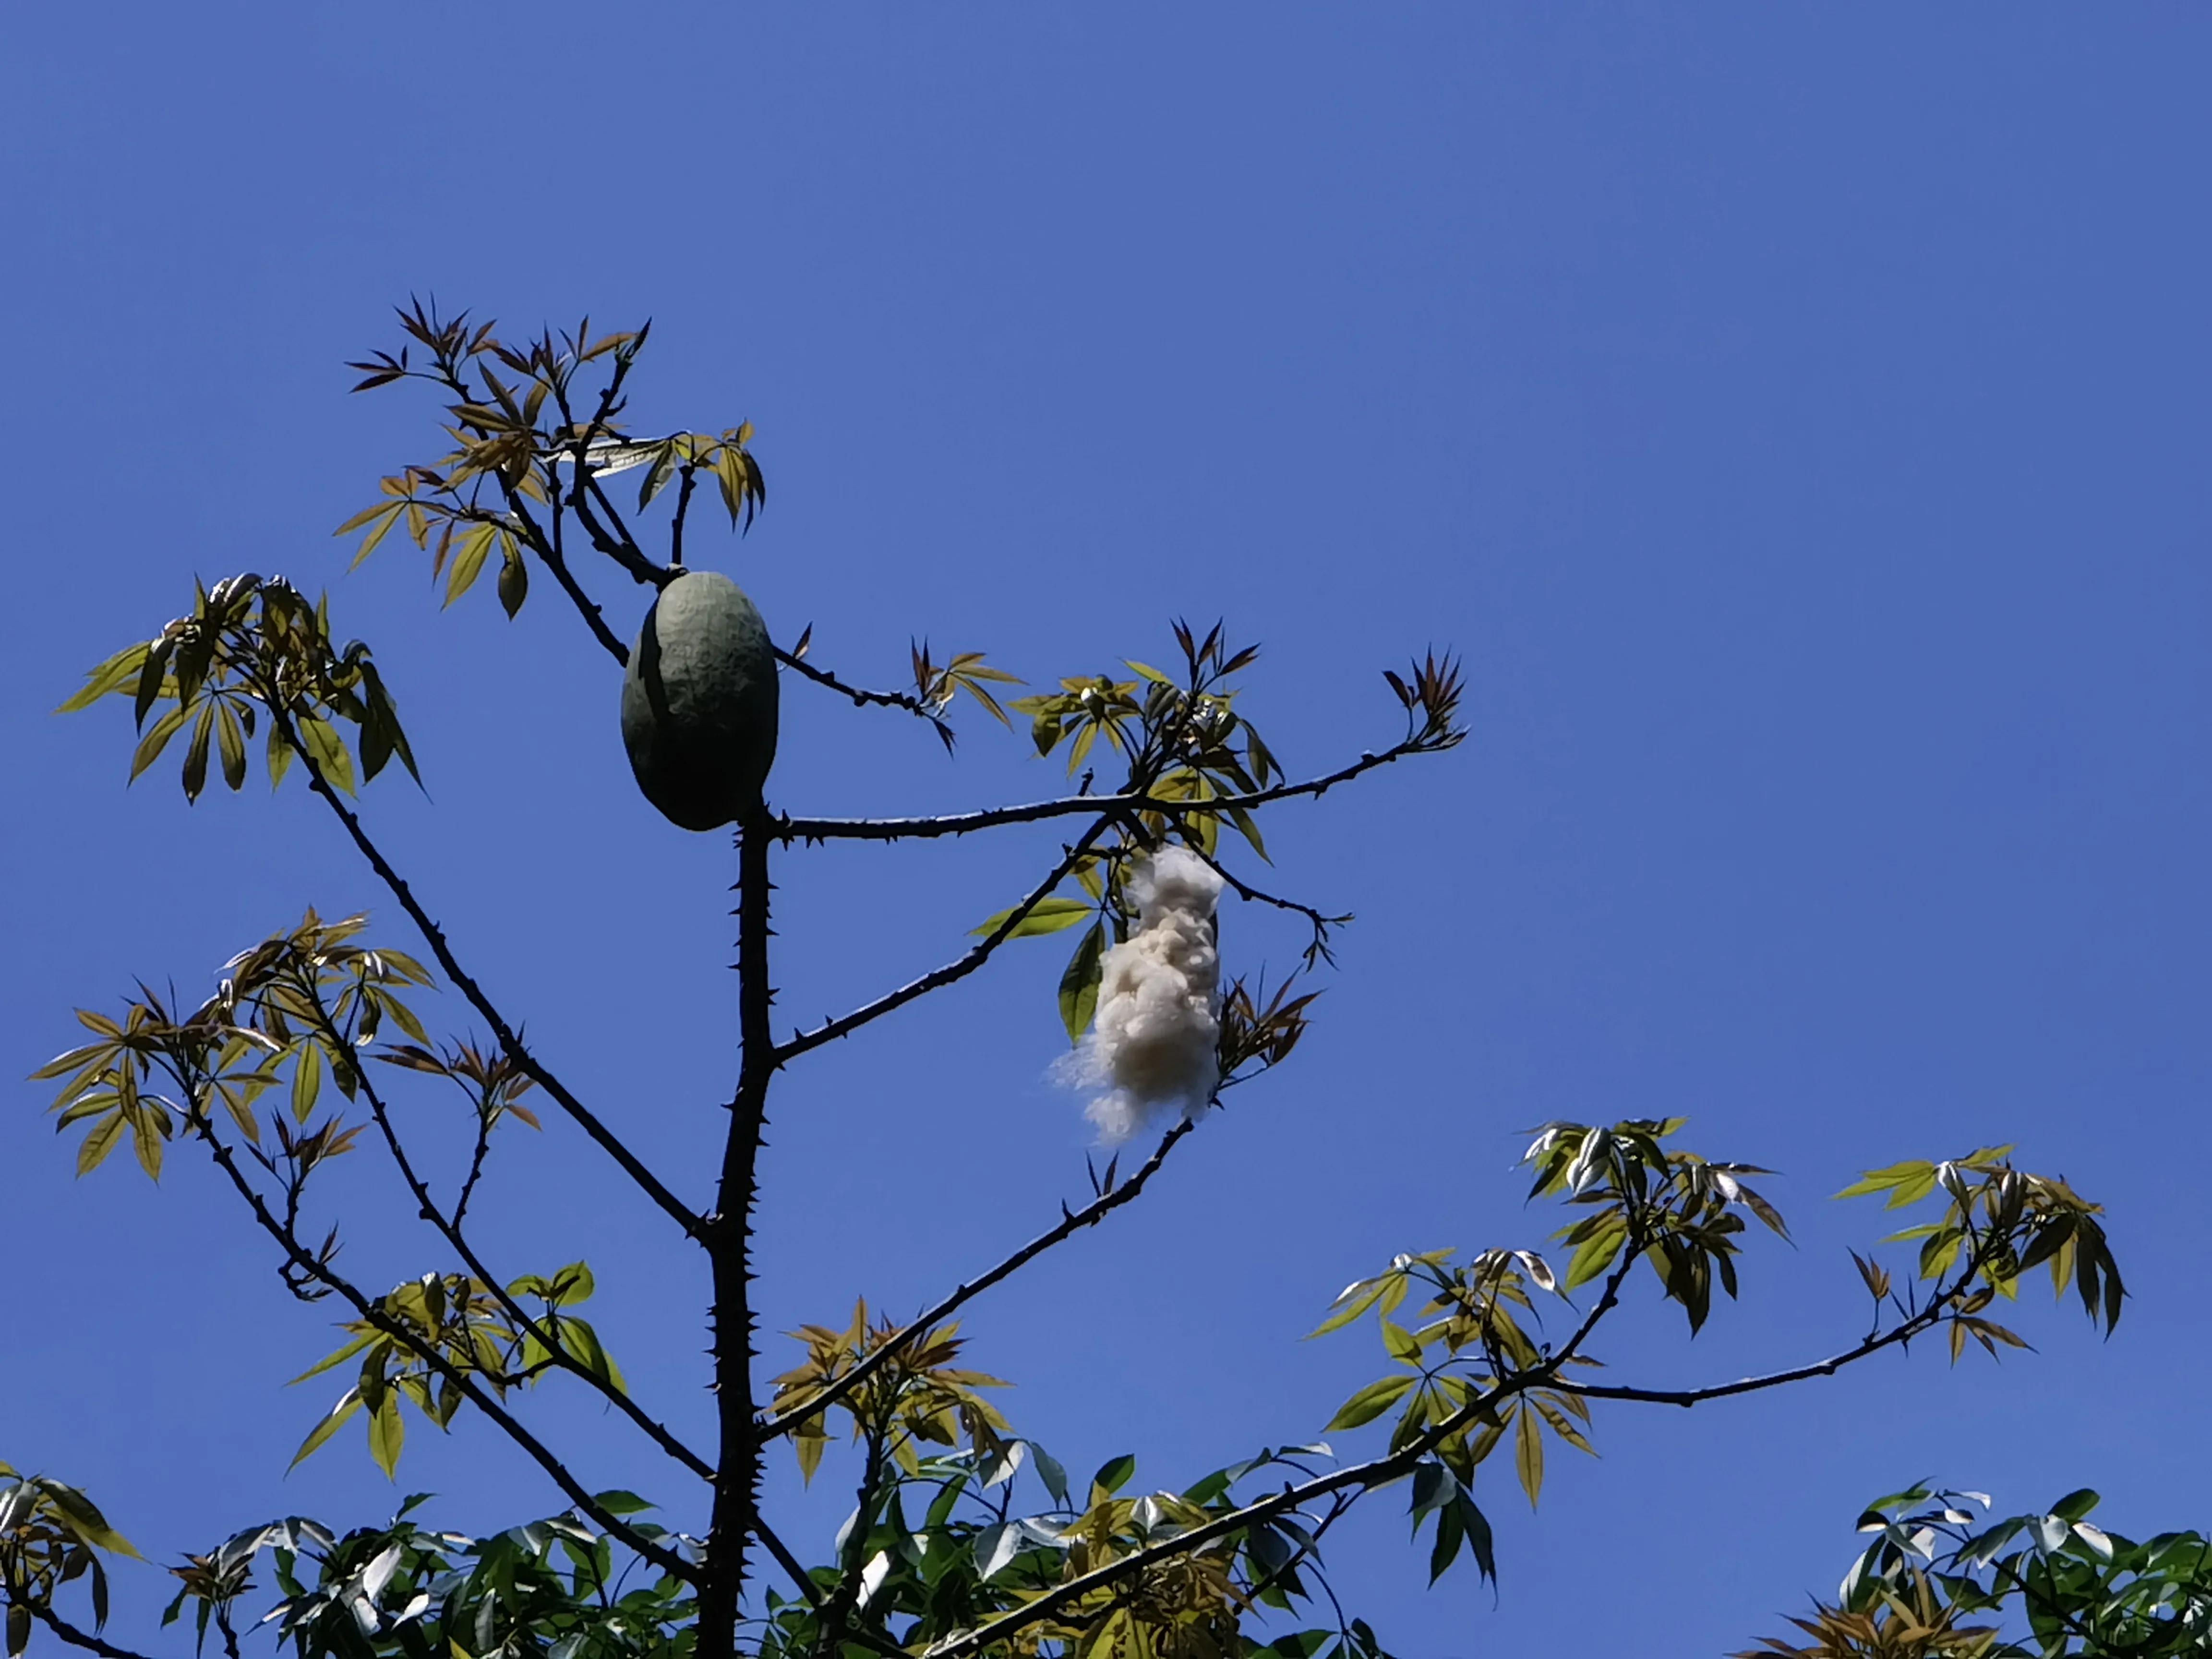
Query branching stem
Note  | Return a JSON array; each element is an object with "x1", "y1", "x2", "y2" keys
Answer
[
  {"x1": 272, "y1": 711, "x2": 707, "y2": 1241},
  {"x1": 756, "y1": 1121, "x2": 1195, "y2": 1444}
]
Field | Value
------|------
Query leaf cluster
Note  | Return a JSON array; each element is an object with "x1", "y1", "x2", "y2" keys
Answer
[
  {"x1": 1523, "y1": 1117, "x2": 1789, "y2": 1334},
  {"x1": 31, "y1": 910, "x2": 432, "y2": 1185},
  {"x1": 161, "y1": 1498, "x2": 692, "y2": 1659},
  {"x1": 1839, "y1": 1151, "x2": 2126, "y2": 1355},
  {"x1": 290, "y1": 1264, "x2": 625, "y2": 1481},
  {"x1": 752, "y1": 1438, "x2": 1377, "y2": 1659},
  {"x1": 60, "y1": 575, "x2": 417, "y2": 801},
  {"x1": 767, "y1": 1302, "x2": 1012, "y2": 1489},
  {"x1": 0, "y1": 1466, "x2": 141, "y2": 1659},
  {"x1": 1745, "y1": 1485, "x2": 2212, "y2": 1658},
  {"x1": 340, "y1": 303, "x2": 762, "y2": 615}
]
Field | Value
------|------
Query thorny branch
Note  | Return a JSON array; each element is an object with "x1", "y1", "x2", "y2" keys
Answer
[{"x1": 755, "y1": 1121, "x2": 1197, "y2": 1444}]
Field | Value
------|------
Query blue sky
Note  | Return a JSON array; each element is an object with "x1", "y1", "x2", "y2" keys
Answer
[{"x1": 5, "y1": 7, "x2": 2210, "y2": 1653}]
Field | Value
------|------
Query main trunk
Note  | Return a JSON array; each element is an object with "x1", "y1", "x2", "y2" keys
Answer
[{"x1": 701, "y1": 813, "x2": 775, "y2": 1658}]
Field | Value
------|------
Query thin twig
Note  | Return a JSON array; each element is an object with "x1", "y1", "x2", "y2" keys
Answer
[
  {"x1": 1182, "y1": 843, "x2": 1347, "y2": 968},
  {"x1": 502, "y1": 488, "x2": 629, "y2": 667},
  {"x1": 774, "y1": 647, "x2": 953, "y2": 733},
  {"x1": 779, "y1": 741, "x2": 1435, "y2": 845},
  {"x1": 756, "y1": 1121, "x2": 1195, "y2": 1443},
  {"x1": 272, "y1": 711, "x2": 707, "y2": 1241},
  {"x1": 314, "y1": 993, "x2": 714, "y2": 1480},
  {"x1": 753, "y1": 1516, "x2": 825, "y2": 1610},
  {"x1": 182, "y1": 1105, "x2": 696, "y2": 1584},
  {"x1": 777, "y1": 813, "x2": 1125, "y2": 1061},
  {"x1": 923, "y1": 1244, "x2": 1987, "y2": 1659}
]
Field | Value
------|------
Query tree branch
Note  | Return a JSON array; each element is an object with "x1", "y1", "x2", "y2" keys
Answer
[
  {"x1": 813, "y1": 1429, "x2": 889, "y2": 1659},
  {"x1": 922, "y1": 1245, "x2": 1990, "y2": 1659},
  {"x1": 181, "y1": 1103, "x2": 696, "y2": 1585},
  {"x1": 502, "y1": 487, "x2": 630, "y2": 667},
  {"x1": 777, "y1": 814, "x2": 1125, "y2": 1062},
  {"x1": 1182, "y1": 843, "x2": 1346, "y2": 968},
  {"x1": 773, "y1": 647, "x2": 953, "y2": 736},
  {"x1": 700, "y1": 809, "x2": 778, "y2": 1657},
  {"x1": 23, "y1": 1601, "x2": 166, "y2": 1659},
  {"x1": 756, "y1": 1121, "x2": 1196, "y2": 1444},
  {"x1": 273, "y1": 713, "x2": 707, "y2": 1241},
  {"x1": 779, "y1": 740, "x2": 1437, "y2": 846},
  {"x1": 317, "y1": 996, "x2": 714, "y2": 1481}
]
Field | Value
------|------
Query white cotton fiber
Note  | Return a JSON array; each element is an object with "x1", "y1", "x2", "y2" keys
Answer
[{"x1": 1055, "y1": 846, "x2": 1226, "y2": 1144}]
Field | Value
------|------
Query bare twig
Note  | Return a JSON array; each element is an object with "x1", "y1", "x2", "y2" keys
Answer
[
  {"x1": 501, "y1": 488, "x2": 630, "y2": 667},
  {"x1": 312, "y1": 993, "x2": 714, "y2": 1481},
  {"x1": 779, "y1": 741, "x2": 1437, "y2": 845},
  {"x1": 271, "y1": 710, "x2": 707, "y2": 1241},
  {"x1": 773, "y1": 646, "x2": 953, "y2": 735},
  {"x1": 182, "y1": 1104, "x2": 696, "y2": 1584},
  {"x1": 777, "y1": 813, "x2": 1125, "y2": 1062},
  {"x1": 1182, "y1": 842, "x2": 1347, "y2": 968},
  {"x1": 757, "y1": 1121, "x2": 1196, "y2": 1444}
]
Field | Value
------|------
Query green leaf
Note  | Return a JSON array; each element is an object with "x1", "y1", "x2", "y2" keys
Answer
[
  {"x1": 58, "y1": 642, "x2": 152, "y2": 713},
  {"x1": 1088, "y1": 1454, "x2": 1137, "y2": 1503},
  {"x1": 444, "y1": 523, "x2": 497, "y2": 607},
  {"x1": 1514, "y1": 1404, "x2": 1543, "y2": 1507},
  {"x1": 298, "y1": 716, "x2": 357, "y2": 794},
  {"x1": 128, "y1": 704, "x2": 191, "y2": 782},
  {"x1": 496, "y1": 534, "x2": 529, "y2": 618},
  {"x1": 36, "y1": 1481, "x2": 142, "y2": 1559},
  {"x1": 561, "y1": 1318, "x2": 627, "y2": 1394},
  {"x1": 368, "y1": 1391, "x2": 405, "y2": 1479},
  {"x1": 1057, "y1": 923, "x2": 1106, "y2": 1044},
  {"x1": 1324, "y1": 1374, "x2": 1417, "y2": 1431},
  {"x1": 216, "y1": 700, "x2": 248, "y2": 791},
  {"x1": 546, "y1": 1261, "x2": 597, "y2": 1307},
  {"x1": 289, "y1": 1331, "x2": 379, "y2": 1386},
  {"x1": 292, "y1": 1042, "x2": 322, "y2": 1122},
  {"x1": 75, "y1": 1109, "x2": 126, "y2": 1176},
  {"x1": 972, "y1": 896, "x2": 1094, "y2": 940},
  {"x1": 1563, "y1": 1216, "x2": 1628, "y2": 1290},
  {"x1": 1308, "y1": 1275, "x2": 1394, "y2": 1338},
  {"x1": 289, "y1": 1387, "x2": 364, "y2": 1469}
]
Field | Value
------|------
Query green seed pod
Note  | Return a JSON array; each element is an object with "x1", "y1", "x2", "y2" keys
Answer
[{"x1": 621, "y1": 571, "x2": 780, "y2": 831}]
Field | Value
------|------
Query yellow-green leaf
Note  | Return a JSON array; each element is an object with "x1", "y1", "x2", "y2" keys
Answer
[{"x1": 972, "y1": 896, "x2": 1094, "y2": 939}]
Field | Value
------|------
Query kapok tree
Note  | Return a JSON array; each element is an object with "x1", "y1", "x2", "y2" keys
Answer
[{"x1": 8, "y1": 302, "x2": 2128, "y2": 1659}]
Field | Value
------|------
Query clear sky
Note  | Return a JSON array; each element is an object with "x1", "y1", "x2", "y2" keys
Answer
[{"x1": 5, "y1": 7, "x2": 2210, "y2": 1654}]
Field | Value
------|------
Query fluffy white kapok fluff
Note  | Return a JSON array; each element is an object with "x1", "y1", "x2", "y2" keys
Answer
[{"x1": 1056, "y1": 847, "x2": 1226, "y2": 1144}]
